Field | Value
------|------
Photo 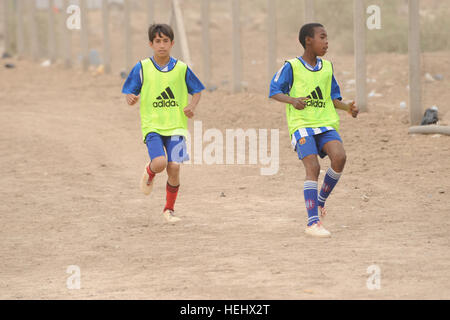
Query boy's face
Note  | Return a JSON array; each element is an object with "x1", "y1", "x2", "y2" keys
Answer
[
  {"x1": 149, "y1": 33, "x2": 174, "y2": 58},
  {"x1": 306, "y1": 27, "x2": 328, "y2": 56}
]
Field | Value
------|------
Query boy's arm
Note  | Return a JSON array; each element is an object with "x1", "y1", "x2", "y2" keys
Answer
[
  {"x1": 126, "y1": 94, "x2": 139, "y2": 106},
  {"x1": 184, "y1": 67, "x2": 205, "y2": 118},
  {"x1": 122, "y1": 62, "x2": 142, "y2": 106},
  {"x1": 269, "y1": 62, "x2": 309, "y2": 109},
  {"x1": 329, "y1": 69, "x2": 358, "y2": 118},
  {"x1": 333, "y1": 99, "x2": 359, "y2": 118},
  {"x1": 184, "y1": 92, "x2": 201, "y2": 119},
  {"x1": 270, "y1": 93, "x2": 309, "y2": 110}
]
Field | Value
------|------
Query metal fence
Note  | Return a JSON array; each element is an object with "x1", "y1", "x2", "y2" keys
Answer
[{"x1": 2, "y1": 0, "x2": 449, "y2": 127}]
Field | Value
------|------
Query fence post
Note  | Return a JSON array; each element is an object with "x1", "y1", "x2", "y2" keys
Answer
[
  {"x1": 102, "y1": 0, "x2": 111, "y2": 73},
  {"x1": 172, "y1": 0, "x2": 192, "y2": 66},
  {"x1": 62, "y1": 0, "x2": 72, "y2": 68},
  {"x1": 147, "y1": 0, "x2": 154, "y2": 57},
  {"x1": 124, "y1": 0, "x2": 132, "y2": 73},
  {"x1": 267, "y1": 0, "x2": 277, "y2": 86},
  {"x1": 353, "y1": 0, "x2": 367, "y2": 112},
  {"x1": 80, "y1": 0, "x2": 89, "y2": 71},
  {"x1": 408, "y1": 0, "x2": 422, "y2": 125},
  {"x1": 202, "y1": 0, "x2": 211, "y2": 88},
  {"x1": 232, "y1": 0, "x2": 242, "y2": 93},
  {"x1": 2, "y1": 0, "x2": 10, "y2": 55},
  {"x1": 148, "y1": 0, "x2": 154, "y2": 25},
  {"x1": 29, "y1": 0, "x2": 39, "y2": 61},
  {"x1": 304, "y1": 0, "x2": 314, "y2": 23},
  {"x1": 168, "y1": 2, "x2": 181, "y2": 59},
  {"x1": 16, "y1": 0, "x2": 25, "y2": 57},
  {"x1": 48, "y1": 0, "x2": 56, "y2": 63}
]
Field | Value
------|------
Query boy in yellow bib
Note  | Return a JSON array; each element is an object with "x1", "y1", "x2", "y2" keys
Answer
[
  {"x1": 270, "y1": 23, "x2": 359, "y2": 237},
  {"x1": 122, "y1": 24, "x2": 204, "y2": 223}
]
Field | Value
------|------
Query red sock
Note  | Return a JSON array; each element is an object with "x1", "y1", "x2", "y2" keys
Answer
[
  {"x1": 164, "y1": 182, "x2": 179, "y2": 212},
  {"x1": 146, "y1": 164, "x2": 156, "y2": 183}
]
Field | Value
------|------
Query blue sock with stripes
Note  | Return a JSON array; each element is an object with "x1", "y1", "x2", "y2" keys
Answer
[
  {"x1": 318, "y1": 168, "x2": 342, "y2": 208},
  {"x1": 304, "y1": 180, "x2": 319, "y2": 226}
]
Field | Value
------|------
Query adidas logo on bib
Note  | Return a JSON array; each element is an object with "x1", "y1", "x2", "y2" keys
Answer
[
  {"x1": 305, "y1": 86, "x2": 325, "y2": 108},
  {"x1": 153, "y1": 87, "x2": 179, "y2": 107}
]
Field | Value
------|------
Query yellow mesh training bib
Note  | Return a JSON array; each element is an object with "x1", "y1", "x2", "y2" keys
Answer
[
  {"x1": 286, "y1": 58, "x2": 340, "y2": 135},
  {"x1": 140, "y1": 58, "x2": 189, "y2": 140}
]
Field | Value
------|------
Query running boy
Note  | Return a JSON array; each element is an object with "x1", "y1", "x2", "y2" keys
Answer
[
  {"x1": 122, "y1": 24, "x2": 204, "y2": 223},
  {"x1": 269, "y1": 23, "x2": 359, "y2": 237}
]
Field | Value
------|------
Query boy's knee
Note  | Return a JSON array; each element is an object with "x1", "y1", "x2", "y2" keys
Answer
[
  {"x1": 151, "y1": 157, "x2": 167, "y2": 173},
  {"x1": 306, "y1": 162, "x2": 320, "y2": 178},
  {"x1": 167, "y1": 162, "x2": 180, "y2": 176},
  {"x1": 339, "y1": 152, "x2": 347, "y2": 166},
  {"x1": 314, "y1": 162, "x2": 321, "y2": 174},
  {"x1": 302, "y1": 155, "x2": 321, "y2": 178},
  {"x1": 332, "y1": 152, "x2": 346, "y2": 171}
]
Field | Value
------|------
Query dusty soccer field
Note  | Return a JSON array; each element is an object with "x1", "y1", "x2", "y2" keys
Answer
[
  {"x1": 1, "y1": 55, "x2": 449, "y2": 299},
  {"x1": 1, "y1": 2, "x2": 450, "y2": 299}
]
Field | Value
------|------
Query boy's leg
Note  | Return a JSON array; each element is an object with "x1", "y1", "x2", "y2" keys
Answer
[
  {"x1": 317, "y1": 134, "x2": 346, "y2": 217},
  {"x1": 301, "y1": 154, "x2": 321, "y2": 226},
  {"x1": 165, "y1": 162, "x2": 180, "y2": 212},
  {"x1": 141, "y1": 133, "x2": 167, "y2": 195},
  {"x1": 296, "y1": 134, "x2": 331, "y2": 237},
  {"x1": 296, "y1": 136, "x2": 322, "y2": 225},
  {"x1": 322, "y1": 140, "x2": 346, "y2": 173},
  {"x1": 148, "y1": 156, "x2": 167, "y2": 174},
  {"x1": 161, "y1": 135, "x2": 188, "y2": 222}
]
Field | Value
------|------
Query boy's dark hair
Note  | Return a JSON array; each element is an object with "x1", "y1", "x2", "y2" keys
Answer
[
  {"x1": 299, "y1": 23, "x2": 324, "y2": 49},
  {"x1": 148, "y1": 24, "x2": 174, "y2": 42}
]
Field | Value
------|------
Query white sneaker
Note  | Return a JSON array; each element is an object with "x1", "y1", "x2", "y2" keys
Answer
[
  {"x1": 163, "y1": 209, "x2": 181, "y2": 223},
  {"x1": 304, "y1": 222, "x2": 331, "y2": 238},
  {"x1": 140, "y1": 164, "x2": 154, "y2": 195}
]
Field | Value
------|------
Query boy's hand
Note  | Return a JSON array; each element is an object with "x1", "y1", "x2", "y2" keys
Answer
[
  {"x1": 126, "y1": 94, "x2": 139, "y2": 106},
  {"x1": 347, "y1": 100, "x2": 359, "y2": 118},
  {"x1": 184, "y1": 104, "x2": 196, "y2": 118},
  {"x1": 290, "y1": 97, "x2": 309, "y2": 110}
]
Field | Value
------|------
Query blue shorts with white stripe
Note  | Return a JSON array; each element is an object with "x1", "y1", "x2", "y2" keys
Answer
[{"x1": 292, "y1": 129, "x2": 342, "y2": 160}]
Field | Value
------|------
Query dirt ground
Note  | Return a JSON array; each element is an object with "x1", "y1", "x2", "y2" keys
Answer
[{"x1": 1, "y1": 2, "x2": 449, "y2": 300}]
